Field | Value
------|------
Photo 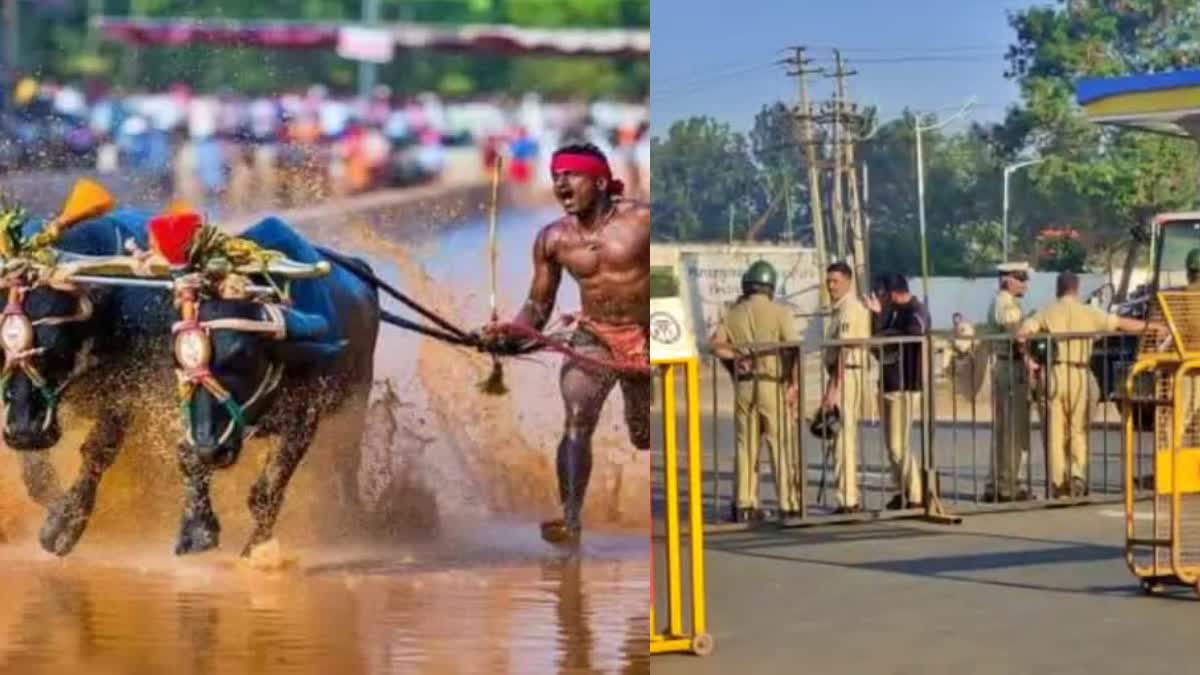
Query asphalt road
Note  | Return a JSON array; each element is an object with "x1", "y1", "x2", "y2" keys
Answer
[{"x1": 652, "y1": 504, "x2": 1200, "y2": 675}]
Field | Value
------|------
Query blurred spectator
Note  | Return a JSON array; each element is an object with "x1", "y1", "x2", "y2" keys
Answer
[{"x1": 0, "y1": 78, "x2": 646, "y2": 214}]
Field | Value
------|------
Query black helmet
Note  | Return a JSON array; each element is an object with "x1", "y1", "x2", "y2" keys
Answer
[
  {"x1": 809, "y1": 406, "x2": 842, "y2": 440},
  {"x1": 1187, "y1": 248, "x2": 1200, "y2": 274},
  {"x1": 742, "y1": 260, "x2": 778, "y2": 295}
]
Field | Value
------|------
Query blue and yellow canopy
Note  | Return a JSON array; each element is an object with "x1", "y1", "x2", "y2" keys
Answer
[{"x1": 1076, "y1": 69, "x2": 1200, "y2": 138}]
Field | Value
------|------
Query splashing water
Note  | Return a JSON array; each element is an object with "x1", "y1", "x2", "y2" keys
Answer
[{"x1": 0, "y1": 178, "x2": 649, "y2": 673}]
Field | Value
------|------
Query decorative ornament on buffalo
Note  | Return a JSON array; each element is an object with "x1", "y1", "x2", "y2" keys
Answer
[{"x1": 149, "y1": 212, "x2": 204, "y2": 266}]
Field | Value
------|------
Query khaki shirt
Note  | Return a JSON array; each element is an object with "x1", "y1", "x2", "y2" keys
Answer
[
  {"x1": 713, "y1": 293, "x2": 799, "y2": 379},
  {"x1": 824, "y1": 293, "x2": 871, "y2": 372},
  {"x1": 1019, "y1": 296, "x2": 1119, "y2": 366},
  {"x1": 986, "y1": 289, "x2": 1024, "y2": 335},
  {"x1": 987, "y1": 289, "x2": 1026, "y2": 361}
]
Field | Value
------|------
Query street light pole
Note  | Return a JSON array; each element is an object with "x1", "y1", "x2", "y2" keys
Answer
[
  {"x1": 1002, "y1": 158, "x2": 1046, "y2": 263},
  {"x1": 359, "y1": 0, "x2": 382, "y2": 98},
  {"x1": 913, "y1": 97, "x2": 976, "y2": 308}
]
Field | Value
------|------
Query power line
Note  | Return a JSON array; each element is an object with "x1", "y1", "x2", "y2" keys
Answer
[
  {"x1": 652, "y1": 62, "x2": 780, "y2": 96},
  {"x1": 816, "y1": 55, "x2": 1003, "y2": 64},
  {"x1": 654, "y1": 51, "x2": 781, "y2": 84},
  {"x1": 807, "y1": 44, "x2": 1009, "y2": 53}
]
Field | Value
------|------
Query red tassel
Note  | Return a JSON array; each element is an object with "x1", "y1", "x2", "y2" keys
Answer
[{"x1": 149, "y1": 212, "x2": 203, "y2": 265}]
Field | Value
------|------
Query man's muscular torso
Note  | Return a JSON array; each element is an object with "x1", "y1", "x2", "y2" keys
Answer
[{"x1": 527, "y1": 200, "x2": 649, "y2": 327}]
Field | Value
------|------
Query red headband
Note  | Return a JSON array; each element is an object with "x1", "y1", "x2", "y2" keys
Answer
[{"x1": 550, "y1": 152, "x2": 625, "y2": 195}]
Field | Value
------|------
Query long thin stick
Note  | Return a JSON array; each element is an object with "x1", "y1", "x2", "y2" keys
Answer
[{"x1": 488, "y1": 155, "x2": 503, "y2": 322}]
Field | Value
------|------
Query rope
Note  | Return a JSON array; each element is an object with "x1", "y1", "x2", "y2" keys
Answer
[
  {"x1": 491, "y1": 321, "x2": 651, "y2": 377},
  {"x1": 379, "y1": 309, "x2": 476, "y2": 346},
  {"x1": 312, "y1": 244, "x2": 647, "y2": 380},
  {"x1": 314, "y1": 245, "x2": 471, "y2": 341}
]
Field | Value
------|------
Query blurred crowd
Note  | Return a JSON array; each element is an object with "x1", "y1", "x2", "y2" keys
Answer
[{"x1": 0, "y1": 77, "x2": 650, "y2": 214}]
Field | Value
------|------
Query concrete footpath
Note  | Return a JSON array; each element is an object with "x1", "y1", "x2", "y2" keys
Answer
[{"x1": 653, "y1": 505, "x2": 1199, "y2": 675}]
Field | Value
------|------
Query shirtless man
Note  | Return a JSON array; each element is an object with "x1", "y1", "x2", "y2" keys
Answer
[{"x1": 481, "y1": 143, "x2": 650, "y2": 545}]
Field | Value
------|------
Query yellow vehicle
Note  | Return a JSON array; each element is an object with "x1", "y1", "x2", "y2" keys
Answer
[{"x1": 1078, "y1": 68, "x2": 1200, "y2": 594}]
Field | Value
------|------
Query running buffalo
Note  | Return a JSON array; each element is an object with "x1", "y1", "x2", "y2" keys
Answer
[
  {"x1": 162, "y1": 215, "x2": 381, "y2": 556},
  {"x1": 0, "y1": 204, "x2": 175, "y2": 556}
]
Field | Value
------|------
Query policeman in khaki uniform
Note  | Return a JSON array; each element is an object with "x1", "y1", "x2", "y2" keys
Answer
[
  {"x1": 1018, "y1": 272, "x2": 1152, "y2": 497},
  {"x1": 986, "y1": 261, "x2": 1032, "y2": 502},
  {"x1": 710, "y1": 261, "x2": 801, "y2": 522},
  {"x1": 821, "y1": 261, "x2": 872, "y2": 513},
  {"x1": 1188, "y1": 249, "x2": 1200, "y2": 291}
]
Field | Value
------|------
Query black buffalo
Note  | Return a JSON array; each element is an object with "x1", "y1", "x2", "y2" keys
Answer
[
  {"x1": 171, "y1": 216, "x2": 381, "y2": 556},
  {"x1": 3, "y1": 209, "x2": 175, "y2": 555}
]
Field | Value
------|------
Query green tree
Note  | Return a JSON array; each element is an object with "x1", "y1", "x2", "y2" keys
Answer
[
  {"x1": 745, "y1": 101, "x2": 810, "y2": 242},
  {"x1": 649, "y1": 116, "x2": 763, "y2": 242},
  {"x1": 8, "y1": 0, "x2": 648, "y2": 98},
  {"x1": 1000, "y1": 0, "x2": 1200, "y2": 254},
  {"x1": 858, "y1": 114, "x2": 1005, "y2": 277}
]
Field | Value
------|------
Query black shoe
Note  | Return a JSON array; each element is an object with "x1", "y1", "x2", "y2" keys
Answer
[
  {"x1": 886, "y1": 495, "x2": 924, "y2": 510},
  {"x1": 832, "y1": 504, "x2": 862, "y2": 515},
  {"x1": 779, "y1": 510, "x2": 801, "y2": 522},
  {"x1": 736, "y1": 507, "x2": 755, "y2": 523}
]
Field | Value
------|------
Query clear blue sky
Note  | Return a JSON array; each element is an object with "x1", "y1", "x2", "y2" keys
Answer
[{"x1": 650, "y1": 0, "x2": 1053, "y2": 137}]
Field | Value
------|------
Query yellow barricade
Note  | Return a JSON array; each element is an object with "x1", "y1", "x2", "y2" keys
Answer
[
  {"x1": 1124, "y1": 291, "x2": 1200, "y2": 595},
  {"x1": 650, "y1": 356, "x2": 712, "y2": 656}
]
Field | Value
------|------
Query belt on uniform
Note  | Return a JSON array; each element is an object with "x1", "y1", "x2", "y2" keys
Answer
[
  {"x1": 1053, "y1": 361, "x2": 1090, "y2": 368},
  {"x1": 735, "y1": 374, "x2": 784, "y2": 382}
]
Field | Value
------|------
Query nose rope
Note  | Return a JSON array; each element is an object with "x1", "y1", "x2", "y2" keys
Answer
[{"x1": 174, "y1": 292, "x2": 287, "y2": 449}]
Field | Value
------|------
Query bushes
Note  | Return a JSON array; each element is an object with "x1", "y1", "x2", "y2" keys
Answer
[{"x1": 1036, "y1": 227, "x2": 1086, "y2": 272}]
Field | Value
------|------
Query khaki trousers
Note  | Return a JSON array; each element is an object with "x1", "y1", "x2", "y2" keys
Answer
[
  {"x1": 1046, "y1": 365, "x2": 1094, "y2": 489},
  {"x1": 734, "y1": 380, "x2": 798, "y2": 512},
  {"x1": 833, "y1": 371, "x2": 863, "y2": 508},
  {"x1": 990, "y1": 360, "x2": 1030, "y2": 496},
  {"x1": 883, "y1": 390, "x2": 922, "y2": 503}
]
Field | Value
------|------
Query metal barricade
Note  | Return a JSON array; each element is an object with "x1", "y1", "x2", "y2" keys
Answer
[
  {"x1": 1122, "y1": 290, "x2": 1200, "y2": 596},
  {"x1": 662, "y1": 328, "x2": 1153, "y2": 532},
  {"x1": 650, "y1": 357, "x2": 712, "y2": 657}
]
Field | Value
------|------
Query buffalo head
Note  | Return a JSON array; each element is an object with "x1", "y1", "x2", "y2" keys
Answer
[
  {"x1": 173, "y1": 287, "x2": 345, "y2": 468},
  {"x1": 1, "y1": 282, "x2": 95, "y2": 450}
]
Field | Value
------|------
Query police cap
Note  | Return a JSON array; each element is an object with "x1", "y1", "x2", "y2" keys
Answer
[{"x1": 997, "y1": 261, "x2": 1031, "y2": 280}]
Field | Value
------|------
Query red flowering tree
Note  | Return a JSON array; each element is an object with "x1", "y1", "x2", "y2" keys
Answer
[{"x1": 1036, "y1": 227, "x2": 1086, "y2": 272}]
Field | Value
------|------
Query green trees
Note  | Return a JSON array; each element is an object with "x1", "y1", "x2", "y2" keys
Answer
[
  {"x1": 999, "y1": 0, "x2": 1200, "y2": 253},
  {"x1": 651, "y1": 1, "x2": 1200, "y2": 276},
  {"x1": 649, "y1": 102, "x2": 811, "y2": 243},
  {"x1": 8, "y1": 0, "x2": 649, "y2": 98}
]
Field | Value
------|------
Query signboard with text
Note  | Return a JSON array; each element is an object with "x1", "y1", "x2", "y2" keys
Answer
[{"x1": 672, "y1": 244, "x2": 823, "y2": 344}]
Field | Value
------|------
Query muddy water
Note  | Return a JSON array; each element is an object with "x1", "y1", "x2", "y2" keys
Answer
[{"x1": 0, "y1": 200, "x2": 650, "y2": 674}]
